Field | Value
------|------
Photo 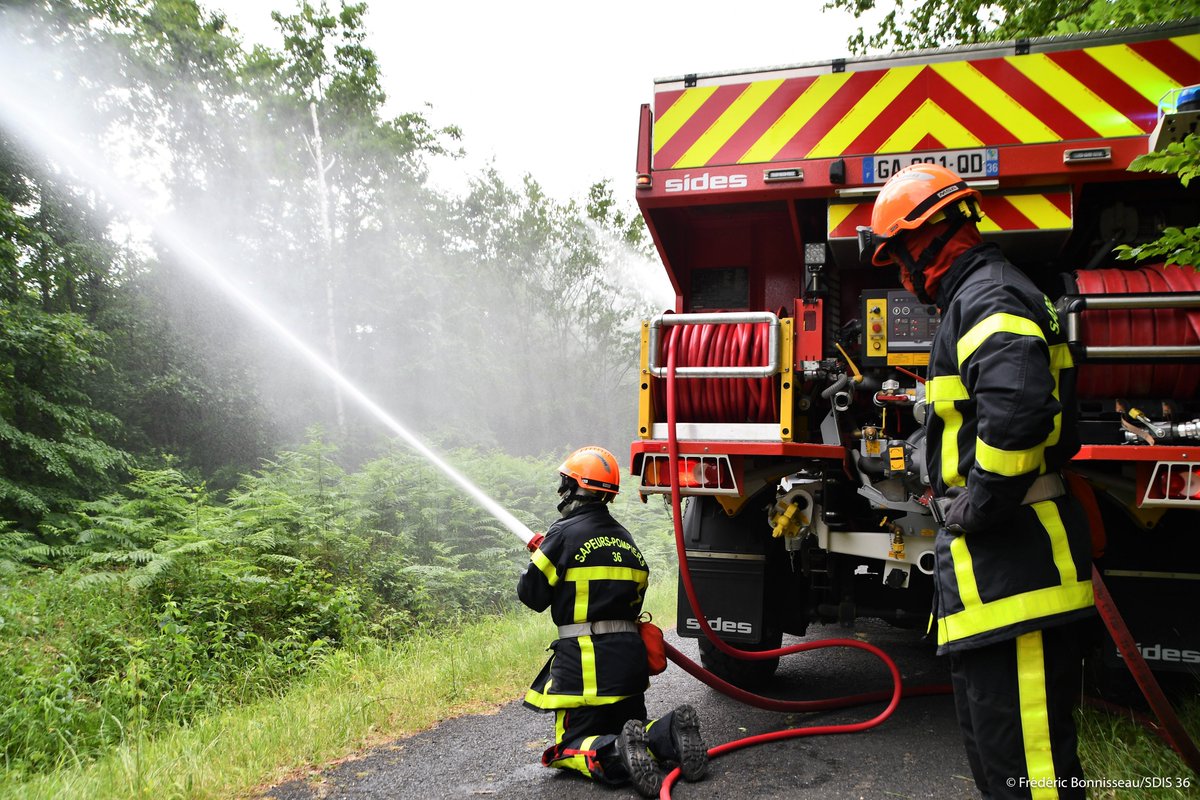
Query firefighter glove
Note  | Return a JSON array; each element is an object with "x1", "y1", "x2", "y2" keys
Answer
[{"x1": 939, "y1": 487, "x2": 976, "y2": 534}]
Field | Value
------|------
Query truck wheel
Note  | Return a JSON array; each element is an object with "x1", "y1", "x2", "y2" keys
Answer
[{"x1": 697, "y1": 623, "x2": 783, "y2": 689}]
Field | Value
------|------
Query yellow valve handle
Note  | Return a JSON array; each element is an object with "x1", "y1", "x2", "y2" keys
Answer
[{"x1": 771, "y1": 502, "x2": 809, "y2": 539}]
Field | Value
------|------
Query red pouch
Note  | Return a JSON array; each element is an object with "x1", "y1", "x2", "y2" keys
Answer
[{"x1": 638, "y1": 613, "x2": 667, "y2": 675}]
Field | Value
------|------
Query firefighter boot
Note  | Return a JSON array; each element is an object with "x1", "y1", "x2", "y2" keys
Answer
[
  {"x1": 646, "y1": 704, "x2": 708, "y2": 782},
  {"x1": 617, "y1": 719, "x2": 662, "y2": 798}
]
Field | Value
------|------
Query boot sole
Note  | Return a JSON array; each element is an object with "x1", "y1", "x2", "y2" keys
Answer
[
  {"x1": 670, "y1": 704, "x2": 709, "y2": 782},
  {"x1": 619, "y1": 719, "x2": 662, "y2": 798}
]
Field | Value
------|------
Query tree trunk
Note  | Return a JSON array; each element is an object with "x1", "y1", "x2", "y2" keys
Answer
[{"x1": 308, "y1": 100, "x2": 345, "y2": 434}]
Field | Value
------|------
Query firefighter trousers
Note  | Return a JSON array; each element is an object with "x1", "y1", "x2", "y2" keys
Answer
[
  {"x1": 541, "y1": 696, "x2": 686, "y2": 784},
  {"x1": 950, "y1": 621, "x2": 1087, "y2": 800}
]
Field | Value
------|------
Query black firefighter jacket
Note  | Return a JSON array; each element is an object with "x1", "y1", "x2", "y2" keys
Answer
[
  {"x1": 517, "y1": 502, "x2": 650, "y2": 710},
  {"x1": 925, "y1": 243, "x2": 1094, "y2": 654}
]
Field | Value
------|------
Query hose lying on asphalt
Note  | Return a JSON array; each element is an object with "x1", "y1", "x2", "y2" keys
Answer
[{"x1": 657, "y1": 329, "x2": 947, "y2": 799}]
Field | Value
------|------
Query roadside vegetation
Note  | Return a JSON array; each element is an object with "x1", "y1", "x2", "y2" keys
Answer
[
  {"x1": 0, "y1": 439, "x2": 676, "y2": 796},
  {"x1": 0, "y1": 439, "x2": 675, "y2": 784},
  {"x1": 1079, "y1": 699, "x2": 1200, "y2": 800},
  {"x1": 0, "y1": 579, "x2": 676, "y2": 800}
]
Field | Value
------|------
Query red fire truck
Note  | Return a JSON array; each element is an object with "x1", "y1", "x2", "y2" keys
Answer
[{"x1": 629, "y1": 20, "x2": 1200, "y2": 687}]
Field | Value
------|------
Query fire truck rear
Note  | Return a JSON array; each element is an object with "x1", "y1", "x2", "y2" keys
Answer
[{"x1": 629, "y1": 21, "x2": 1200, "y2": 687}]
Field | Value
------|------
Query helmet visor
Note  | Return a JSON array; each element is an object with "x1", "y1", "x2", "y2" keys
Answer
[{"x1": 857, "y1": 225, "x2": 890, "y2": 265}]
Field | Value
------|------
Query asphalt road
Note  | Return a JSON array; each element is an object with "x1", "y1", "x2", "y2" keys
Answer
[{"x1": 265, "y1": 621, "x2": 977, "y2": 800}]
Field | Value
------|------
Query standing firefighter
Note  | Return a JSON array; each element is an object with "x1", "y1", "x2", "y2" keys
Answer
[
  {"x1": 518, "y1": 446, "x2": 708, "y2": 797},
  {"x1": 859, "y1": 164, "x2": 1096, "y2": 799}
]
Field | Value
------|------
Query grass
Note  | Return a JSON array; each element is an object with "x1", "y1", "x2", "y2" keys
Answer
[
  {"x1": 2, "y1": 571, "x2": 1196, "y2": 800},
  {"x1": 1078, "y1": 695, "x2": 1200, "y2": 800},
  {"x1": 0, "y1": 576, "x2": 677, "y2": 800}
]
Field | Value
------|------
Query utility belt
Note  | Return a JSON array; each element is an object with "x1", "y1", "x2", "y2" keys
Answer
[
  {"x1": 557, "y1": 620, "x2": 639, "y2": 638},
  {"x1": 930, "y1": 473, "x2": 1066, "y2": 527}
]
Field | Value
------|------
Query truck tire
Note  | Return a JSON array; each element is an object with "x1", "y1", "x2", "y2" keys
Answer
[{"x1": 697, "y1": 623, "x2": 783, "y2": 689}]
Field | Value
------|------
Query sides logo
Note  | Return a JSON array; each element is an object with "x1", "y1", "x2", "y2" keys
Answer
[
  {"x1": 664, "y1": 173, "x2": 749, "y2": 193},
  {"x1": 684, "y1": 616, "x2": 754, "y2": 635},
  {"x1": 1117, "y1": 643, "x2": 1200, "y2": 664}
]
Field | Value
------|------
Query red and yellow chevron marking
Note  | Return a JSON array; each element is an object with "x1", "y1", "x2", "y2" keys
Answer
[
  {"x1": 828, "y1": 190, "x2": 1073, "y2": 239},
  {"x1": 654, "y1": 34, "x2": 1200, "y2": 169}
]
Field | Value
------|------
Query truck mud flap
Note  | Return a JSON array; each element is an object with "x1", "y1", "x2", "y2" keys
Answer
[{"x1": 676, "y1": 494, "x2": 771, "y2": 644}]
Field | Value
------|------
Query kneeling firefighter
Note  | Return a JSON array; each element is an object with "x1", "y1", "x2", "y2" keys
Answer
[{"x1": 518, "y1": 445, "x2": 708, "y2": 797}]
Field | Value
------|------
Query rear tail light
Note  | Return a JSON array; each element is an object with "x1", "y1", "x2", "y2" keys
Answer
[
  {"x1": 1161, "y1": 466, "x2": 1200, "y2": 500},
  {"x1": 1142, "y1": 462, "x2": 1200, "y2": 505},
  {"x1": 639, "y1": 454, "x2": 739, "y2": 496}
]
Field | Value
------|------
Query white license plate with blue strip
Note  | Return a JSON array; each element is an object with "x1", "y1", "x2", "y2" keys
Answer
[{"x1": 863, "y1": 148, "x2": 999, "y2": 184}]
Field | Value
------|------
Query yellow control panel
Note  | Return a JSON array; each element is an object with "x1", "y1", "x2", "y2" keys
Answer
[{"x1": 860, "y1": 290, "x2": 939, "y2": 367}]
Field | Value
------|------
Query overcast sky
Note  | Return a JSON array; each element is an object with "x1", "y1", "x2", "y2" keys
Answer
[{"x1": 214, "y1": 1, "x2": 876, "y2": 201}]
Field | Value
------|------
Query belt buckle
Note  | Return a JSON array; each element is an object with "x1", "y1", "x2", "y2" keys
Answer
[{"x1": 929, "y1": 496, "x2": 951, "y2": 528}]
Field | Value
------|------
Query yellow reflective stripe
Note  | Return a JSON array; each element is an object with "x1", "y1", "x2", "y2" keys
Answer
[
  {"x1": 1017, "y1": 632, "x2": 1060, "y2": 799},
  {"x1": 950, "y1": 534, "x2": 982, "y2": 609},
  {"x1": 977, "y1": 214, "x2": 1003, "y2": 234},
  {"x1": 878, "y1": 98, "x2": 984, "y2": 152},
  {"x1": 573, "y1": 579, "x2": 590, "y2": 623},
  {"x1": 654, "y1": 86, "x2": 719, "y2": 153},
  {"x1": 1048, "y1": 343, "x2": 1073, "y2": 370},
  {"x1": 935, "y1": 394, "x2": 966, "y2": 488},
  {"x1": 926, "y1": 374, "x2": 969, "y2": 403},
  {"x1": 1047, "y1": 343, "x2": 1071, "y2": 449},
  {"x1": 827, "y1": 202, "x2": 858, "y2": 238},
  {"x1": 931, "y1": 61, "x2": 1059, "y2": 143},
  {"x1": 564, "y1": 567, "x2": 648, "y2": 623},
  {"x1": 1005, "y1": 194, "x2": 1072, "y2": 230},
  {"x1": 1172, "y1": 35, "x2": 1200, "y2": 68},
  {"x1": 579, "y1": 635, "x2": 598, "y2": 697},
  {"x1": 976, "y1": 438, "x2": 1045, "y2": 477},
  {"x1": 533, "y1": 548, "x2": 559, "y2": 586},
  {"x1": 1005, "y1": 53, "x2": 1141, "y2": 137},
  {"x1": 523, "y1": 688, "x2": 632, "y2": 709},
  {"x1": 742, "y1": 73, "x2": 853, "y2": 163},
  {"x1": 1032, "y1": 501, "x2": 1078, "y2": 586},
  {"x1": 566, "y1": 566, "x2": 650, "y2": 584},
  {"x1": 808, "y1": 64, "x2": 922, "y2": 157},
  {"x1": 957, "y1": 313, "x2": 1045, "y2": 366},
  {"x1": 546, "y1": 729, "x2": 600, "y2": 774},
  {"x1": 1086, "y1": 43, "x2": 1181, "y2": 107},
  {"x1": 677, "y1": 80, "x2": 783, "y2": 168},
  {"x1": 938, "y1": 580, "x2": 1094, "y2": 644}
]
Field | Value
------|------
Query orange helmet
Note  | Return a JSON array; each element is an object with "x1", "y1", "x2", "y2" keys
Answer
[
  {"x1": 558, "y1": 446, "x2": 621, "y2": 495},
  {"x1": 857, "y1": 163, "x2": 982, "y2": 266}
]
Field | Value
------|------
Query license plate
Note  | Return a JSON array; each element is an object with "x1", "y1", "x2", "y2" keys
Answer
[{"x1": 863, "y1": 148, "x2": 999, "y2": 184}]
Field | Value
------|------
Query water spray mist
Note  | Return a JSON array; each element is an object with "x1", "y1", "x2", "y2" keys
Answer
[{"x1": 0, "y1": 38, "x2": 536, "y2": 546}]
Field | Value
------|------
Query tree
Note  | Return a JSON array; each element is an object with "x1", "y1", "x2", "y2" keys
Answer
[
  {"x1": 1117, "y1": 133, "x2": 1200, "y2": 267},
  {"x1": 0, "y1": 300, "x2": 127, "y2": 528},
  {"x1": 824, "y1": 0, "x2": 1200, "y2": 54},
  {"x1": 234, "y1": 1, "x2": 463, "y2": 455}
]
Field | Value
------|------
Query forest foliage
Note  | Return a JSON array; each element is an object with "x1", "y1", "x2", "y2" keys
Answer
[
  {"x1": 0, "y1": 0, "x2": 671, "y2": 778},
  {"x1": 0, "y1": 437, "x2": 674, "y2": 776}
]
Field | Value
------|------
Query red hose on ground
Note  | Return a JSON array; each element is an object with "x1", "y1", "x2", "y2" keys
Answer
[{"x1": 658, "y1": 327, "x2": 935, "y2": 799}]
